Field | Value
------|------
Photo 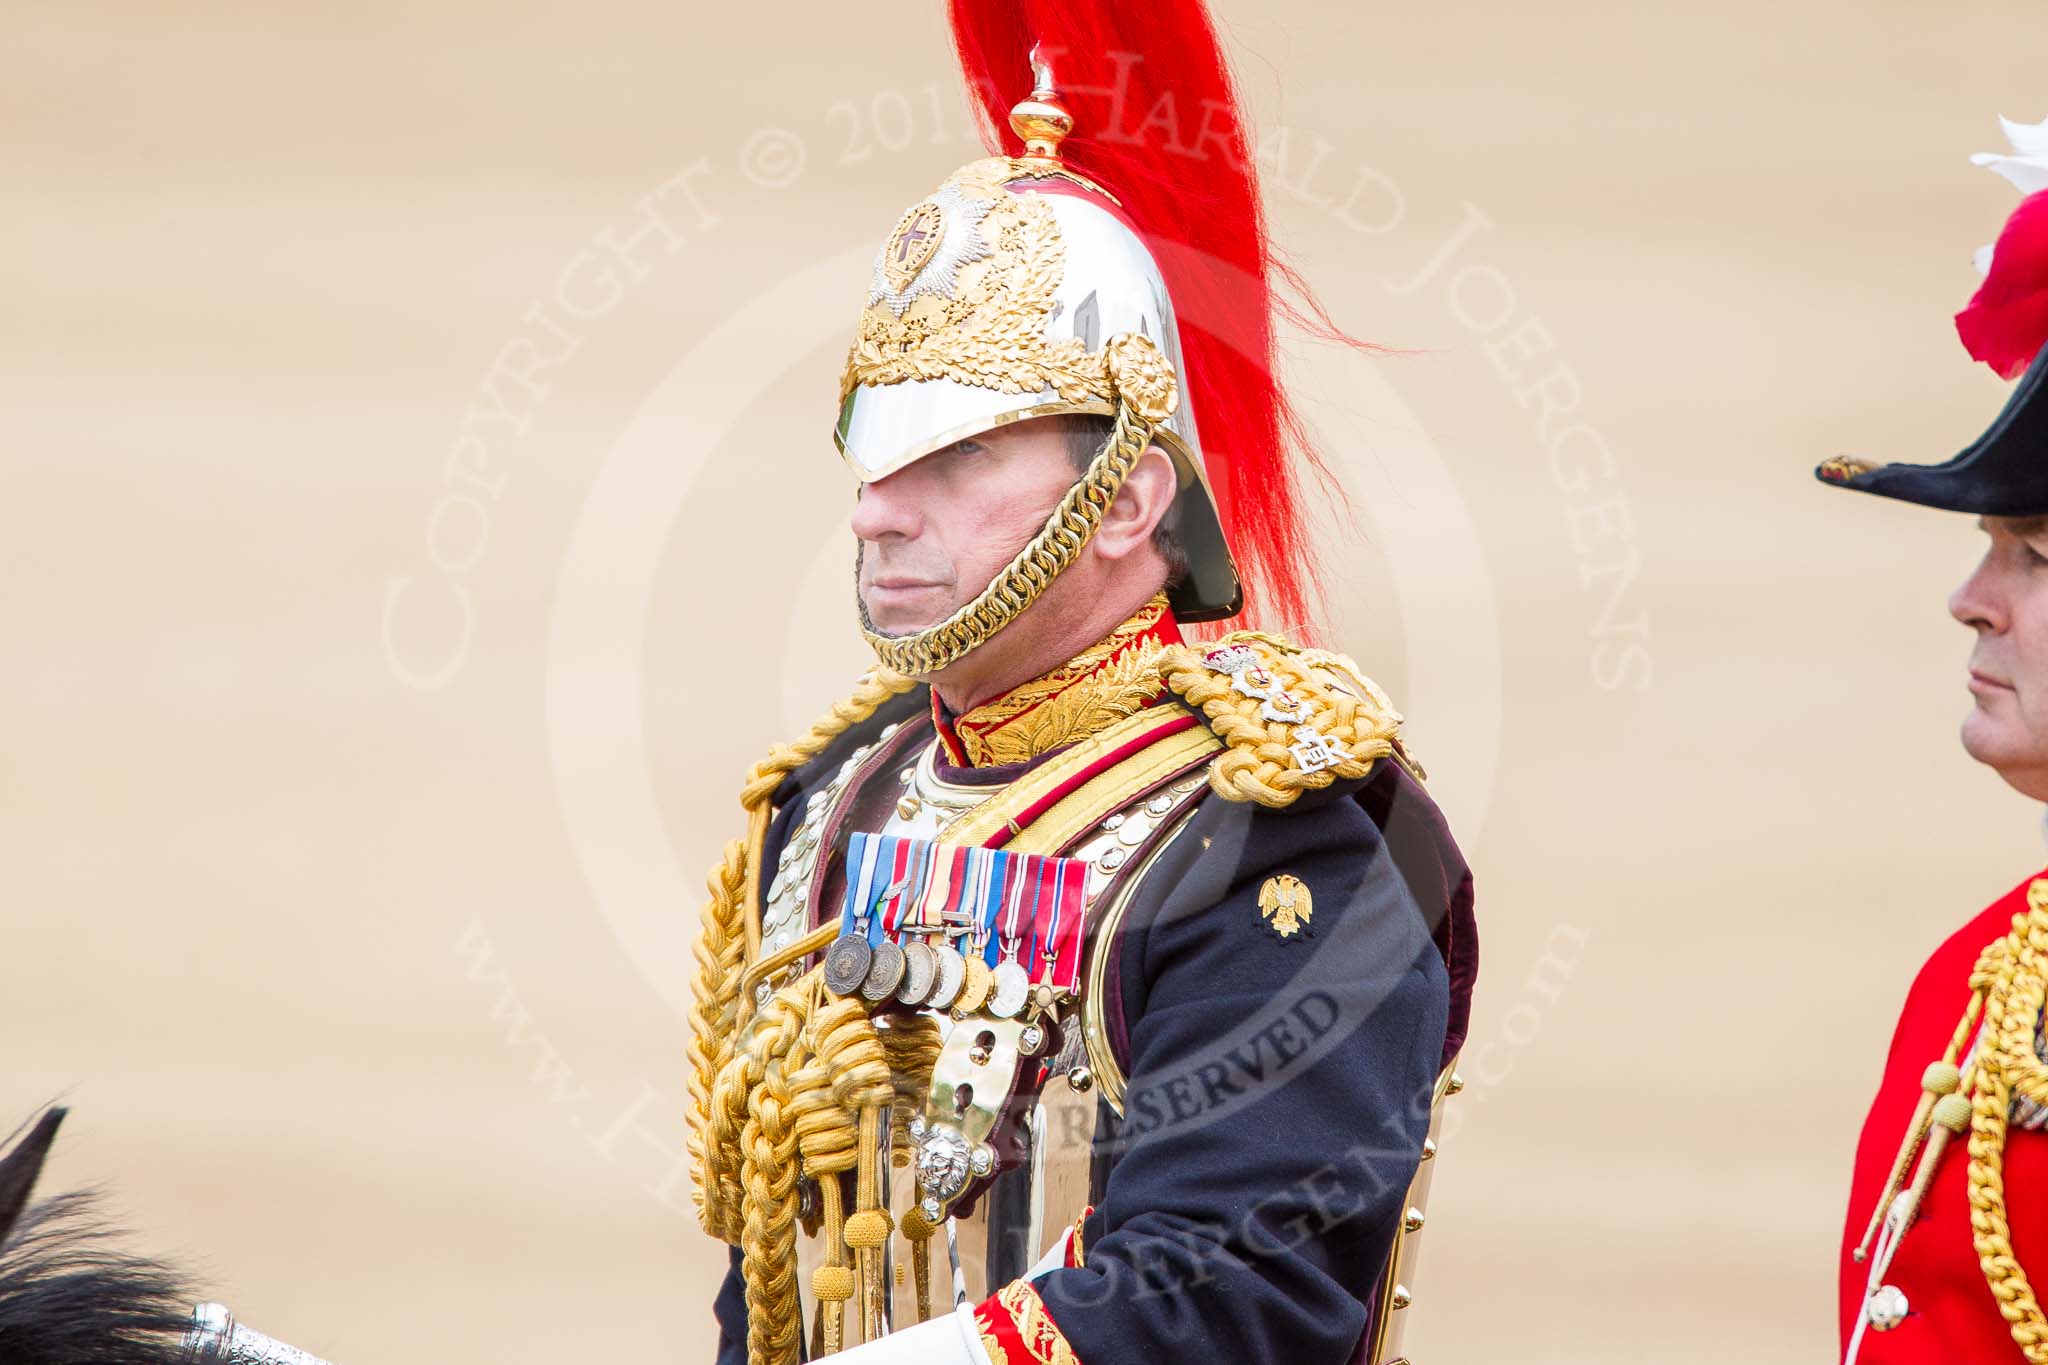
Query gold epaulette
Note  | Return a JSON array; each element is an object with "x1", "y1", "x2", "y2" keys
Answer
[{"x1": 1158, "y1": 631, "x2": 1420, "y2": 809}]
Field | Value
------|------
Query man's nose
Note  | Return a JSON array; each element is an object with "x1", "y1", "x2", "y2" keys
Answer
[
  {"x1": 849, "y1": 470, "x2": 922, "y2": 542},
  {"x1": 1950, "y1": 554, "x2": 2006, "y2": 634}
]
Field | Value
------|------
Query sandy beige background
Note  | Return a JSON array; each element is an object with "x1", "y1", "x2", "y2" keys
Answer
[{"x1": 8, "y1": 2, "x2": 2048, "y2": 1360}]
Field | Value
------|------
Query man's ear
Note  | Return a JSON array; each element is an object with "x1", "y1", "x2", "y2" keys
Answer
[{"x1": 1093, "y1": 446, "x2": 1177, "y2": 561}]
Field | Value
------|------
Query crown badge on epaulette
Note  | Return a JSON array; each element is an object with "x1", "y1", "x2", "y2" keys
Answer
[
  {"x1": 1202, "y1": 645, "x2": 1353, "y2": 774},
  {"x1": 1158, "y1": 633, "x2": 1409, "y2": 807}
]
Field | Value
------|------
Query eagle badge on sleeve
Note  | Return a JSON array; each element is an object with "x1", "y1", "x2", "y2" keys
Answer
[{"x1": 1258, "y1": 873, "x2": 1313, "y2": 939}]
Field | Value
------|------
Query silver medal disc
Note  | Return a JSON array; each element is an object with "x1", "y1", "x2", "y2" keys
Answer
[
  {"x1": 861, "y1": 940, "x2": 907, "y2": 1002},
  {"x1": 926, "y1": 945, "x2": 967, "y2": 1010},
  {"x1": 823, "y1": 934, "x2": 874, "y2": 997},
  {"x1": 895, "y1": 941, "x2": 937, "y2": 1005},
  {"x1": 988, "y1": 960, "x2": 1030, "y2": 1019}
]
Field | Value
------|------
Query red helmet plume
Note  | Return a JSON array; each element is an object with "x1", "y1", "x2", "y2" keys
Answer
[{"x1": 947, "y1": 0, "x2": 1365, "y2": 635}]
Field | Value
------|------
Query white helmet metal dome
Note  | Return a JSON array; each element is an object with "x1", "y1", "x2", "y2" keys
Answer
[{"x1": 835, "y1": 149, "x2": 1241, "y2": 622}]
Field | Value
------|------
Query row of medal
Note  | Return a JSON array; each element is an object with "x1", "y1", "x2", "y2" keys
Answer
[{"x1": 821, "y1": 832, "x2": 1084, "y2": 1018}]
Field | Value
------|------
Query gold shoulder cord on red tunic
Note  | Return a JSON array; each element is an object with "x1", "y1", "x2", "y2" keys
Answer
[{"x1": 1849, "y1": 877, "x2": 2048, "y2": 1362}]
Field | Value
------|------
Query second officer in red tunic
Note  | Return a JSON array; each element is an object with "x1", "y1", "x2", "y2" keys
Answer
[{"x1": 1819, "y1": 116, "x2": 2048, "y2": 1364}]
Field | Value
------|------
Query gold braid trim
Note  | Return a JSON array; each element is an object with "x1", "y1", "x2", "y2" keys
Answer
[
  {"x1": 858, "y1": 333, "x2": 1178, "y2": 678},
  {"x1": 842, "y1": 175, "x2": 1106, "y2": 406},
  {"x1": 951, "y1": 593, "x2": 1171, "y2": 767},
  {"x1": 817, "y1": 1003, "x2": 896, "y2": 1347},
  {"x1": 736, "y1": 668, "x2": 921, "y2": 816},
  {"x1": 687, "y1": 667, "x2": 917, "y2": 1242},
  {"x1": 1967, "y1": 885, "x2": 2048, "y2": 1362},
  {"x1": 792, "y1": 996, "x2": 892, "y2": 1355},
  {"x1": 688, "y1": 834, "x2": 752, "y2": 1237},
  {"x1": 787, "y1": 1038, "x2": 856, "y2": 1357},
  {"x1": 740, "y1": 985, "x2": 814, "y2": 1365},
  {"x1": 712, "y1": 972, "x2": 902, "y2": 1364},
  {"x1": 1158, "y1": 632, "x2": 1406, "y2": 809},
  {"x1": 879, "y1": 1013, "x2": 947, "y2": 1163},
  {"x1": 990, "y1": 1279, "x2": 1082, "y2": 1365}
]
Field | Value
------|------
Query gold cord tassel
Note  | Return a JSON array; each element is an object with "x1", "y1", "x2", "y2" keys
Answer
[
  {"x1": 792, "y1": 996, "x2": 874, "y2": 1356},
  {"x1": 810, "y1": 1175, "x2": 854, "y2": 1355},
  {"x1": 880, "y1": 1015, "x2": 947, "y2": 1160},
  {"x1": 1857, "y1": 883, "x2": 2048, "y2": 1363},
  {"x1": 1892, "y1": 1090, "x2": 1974, "y2": 1234},
  {"x1": 878, "y1": 1014, "x2": 946, "y2": 1322},
  {"x1": 843, "y1": 1107, "x2": 895, "y2": 1342},
  {"x1": 818, "y1": 999, "x2": 895, "y2": 1348},
  {"x1": 1853, "y1": 1056, "x2": 1965, "y2": 1262},
  {"x1": 900, "y1": 1203, "x2": 939, "y2": 1325}
]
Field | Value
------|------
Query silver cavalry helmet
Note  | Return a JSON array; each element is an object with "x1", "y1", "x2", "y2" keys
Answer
[{"x1": 833, "y1": 69, "x2": 1242, "y2": 627}]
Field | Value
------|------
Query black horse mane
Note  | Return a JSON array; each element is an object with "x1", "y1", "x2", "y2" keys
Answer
[{"x1": 0, "y1": 1108, "x2": 194, "y2": 1364}]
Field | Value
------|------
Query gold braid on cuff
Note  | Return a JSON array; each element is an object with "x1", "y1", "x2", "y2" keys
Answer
[{"x1": 857, "y1": 332, "x2": 1177, "y2": 678}]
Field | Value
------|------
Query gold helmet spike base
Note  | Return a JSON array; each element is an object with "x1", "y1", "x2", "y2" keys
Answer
[{"x1": 1009, "y1": 45, "x2": 1073, "y2": 162}]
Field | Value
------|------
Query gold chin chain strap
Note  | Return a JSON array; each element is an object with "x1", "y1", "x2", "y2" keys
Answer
[
  {"x1": 1851, "y1": 878, "x2": 2048, "y2": 1362},
  {"x1": 857, "y1": 331, "x2": 1177, "y2": 678}
]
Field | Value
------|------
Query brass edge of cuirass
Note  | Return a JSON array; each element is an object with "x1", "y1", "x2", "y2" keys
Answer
[
  {"x1": 916, "y1": 734, "x2": 1001, "y2": 801},
  {"x1": 1079, "y1": 800, "x2": 1204, "y2": 1117},
  {"x1": 1364, "y1": 1053, "x2": 1461, "y2": 1365}
]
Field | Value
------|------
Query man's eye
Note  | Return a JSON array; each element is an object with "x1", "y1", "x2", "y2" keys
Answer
[{"x1": 955, "y1": 439, "x2": 985, "y2": 455}]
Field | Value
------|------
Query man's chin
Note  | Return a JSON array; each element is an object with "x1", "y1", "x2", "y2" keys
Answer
[
  {"x1": 860, "y1": 586, "x2": 963, "y2": 638},
  {"x1": 1960, "y1": 711, "x2": 2048, "y2": 786},
  {"x1": 860, "y1": 606, "x2": 942, "y2": 638}
]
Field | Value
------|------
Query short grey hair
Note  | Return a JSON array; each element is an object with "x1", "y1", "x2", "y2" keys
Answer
[{"x1": 1048, "y1": 413, "x2": 1190, "y2": 589}]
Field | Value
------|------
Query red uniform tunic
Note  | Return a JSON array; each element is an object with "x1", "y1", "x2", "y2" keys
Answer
[{"x1": 1840, "y1": 868, "x2": 2048, "y2": 1362}]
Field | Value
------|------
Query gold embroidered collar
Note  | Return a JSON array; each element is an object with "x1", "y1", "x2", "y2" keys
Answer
[{"x1": 936, "y1": 593, "x2": 1180, "y2": 768}]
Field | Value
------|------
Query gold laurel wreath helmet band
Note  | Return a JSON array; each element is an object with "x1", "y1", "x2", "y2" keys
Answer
[{"x1": 856, "y1": 330, "x2": 1179, "y2": 677}]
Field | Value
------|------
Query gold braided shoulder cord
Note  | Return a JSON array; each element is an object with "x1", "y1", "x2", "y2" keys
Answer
[
  {"x1": 739, "y1": 990, "x2": 813, "y2": 1365},
  {"x1": 1968, "y1": 886, "x2": 2048, "y2": 1361},
  {"x1": 857, "y1": 332, "x2": 1178, "y2": 678},
  {"x1": 687, "y1": 667, "x2": 915, "y2": 1243},
  {"x1": 1859, "y1": 880, "x2": 2048, "y2": 1362},
  {"x1": 1157, "y1": 633, "x2": 1404, "y2": 809},
  {"x1": 710, "y1": 970, "x2": 900, "y2": 1365}
]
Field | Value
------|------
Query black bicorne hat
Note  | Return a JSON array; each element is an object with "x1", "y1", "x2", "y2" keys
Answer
[
  {"x1": 1816, "y1": 346, "x2": 2048, "y2": 516},
  {"x1": 1819, "y1": 176, "x2": 2048, "y2": 516}
]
